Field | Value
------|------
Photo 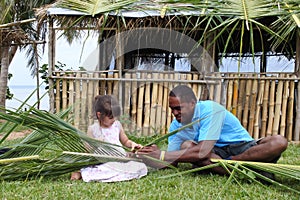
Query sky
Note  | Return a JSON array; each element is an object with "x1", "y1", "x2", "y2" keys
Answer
[
  {"x1": 8, "y1": 34, "x2": 98, "y2": 86},
  {"x1": 8, "y1": 32, "x2": 295, "y2": 86}
]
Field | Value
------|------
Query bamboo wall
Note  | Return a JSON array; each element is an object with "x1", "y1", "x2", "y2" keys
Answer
[{"x1": 51, "y1": 71, "x2": 300, "y2": 142}]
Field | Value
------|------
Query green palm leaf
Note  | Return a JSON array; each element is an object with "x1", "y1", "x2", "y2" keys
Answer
[
  {"x1": 0, "y1": 105, "x2": 141, "y2": 180},
  {"x1": 57, "y1": 0, "x2": 137, "y2": 16},
  {"x1": 159, "y1": 158, "x2": 300, "y2": 194}
]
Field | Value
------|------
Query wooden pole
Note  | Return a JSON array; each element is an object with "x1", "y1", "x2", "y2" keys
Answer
[
  {"x1": 232, "y1": 74, "x2": 239, "y2": 115},
  {"x1": 162, "y1": 73, "x2": 170, "y2": 134},
  {"x1": 242, "y1": 78, "x2": 252, "y2": 128},
  {"x1": 87, "y1": 74, "x2": 94, "y2": 127},
  {"x1": 237, "y1": 76, "x2": 246, "y2": 121},
  {"x1": 156, "y1": 73, "x2": 164, "y2": 134},
  {"x1": 214, "y1": 73, "x2": 222, "y2": 104},
  {"x1": 48, "y1": 17, "x2": 55, "y2": 113},
  {"x1": 273, "y1": 74, "x2": 284, "y2": 136},
  {"x1": 294, "y1": 81, "x2": 300, "y2": 141},
  {"x1": 280, "y1": 75, "x2": 289, "y2": 136},
  {"x1": 143, "y1": 73, "x2": 151, "y2": 136},
  {"x1": 266, "y1": 79, "x2": 276, "y2": 136},
  {"x1": 150, "y1": 73, "x2": 159, "y2": 135},
  {"x1": 124, "y1": 73, "x2": 131, "y2": 119},
  {"x1": 55, "y1": 73, "x2": 61, "y2": 112},
  {"x1": 137, "y1": 72, "x2": 145, "y2": 136},
  {"x1": 62, "y1": 77, "x2": 67, "y2": 110},
  {"x1": 248, "y1": 76, "x2": 257, "y2": 137},
  {"x1": 74, "y1": 72, "x2": 81, "y2": 129},
  {"x1": 81, "y1": 74, "x2": 88, "y2": 131},
  {"x1": 68, "y1": 73, "x2": 75, "y2": 119},
  {"x1": 261, "y1": 78, "x2": 270, "y2": 137},
  {"x1": 287, "y1": 75, "x2": 295, "y2": 141},
  {"x1": 226, "y1": 74, "x2": 233, "y2": 112},
  {"x1": 254, "y1": 75, "x2": 265, "y2": 139},
  {"x1": 131, "y1": 73, "x2": 138, "y2": 131}
]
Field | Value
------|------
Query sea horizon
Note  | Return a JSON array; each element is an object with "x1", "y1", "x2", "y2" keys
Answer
[{"x1": 6, "y1": 85, "x2": 49, "y2": 111}]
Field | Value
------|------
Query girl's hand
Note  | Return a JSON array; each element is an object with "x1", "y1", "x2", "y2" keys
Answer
[{"x1": 131, "y1": 142, "x2": 143, "y2": 152}]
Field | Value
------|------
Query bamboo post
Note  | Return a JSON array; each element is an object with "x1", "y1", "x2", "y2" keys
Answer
[
  {"x1": 192, "y1": 73, "x2": 199, "y2": 98},
  {"x1": 143, "y1": 73, "x2": 151, "y2": 136},
  {"x1": 150, "y1": 73, "x2": 159, "y2": 135},
  {"x1": 99, "y1": 73, "x2": 106, "y2": 95},
  {"x1": 226, "y1": 74, "x2": 233, "y2": 112},
  {"x1": 167, "y1": 73, "x2": 174, "y2": 130},
  {"x1": 214, "y1": 73, "x2": 222, "y2": 104},
  {"x1": 254, "y1": 75, "x2": 265, "y2": 139},
  {"x1": 248, "y1": 76, "x2": 257, "y2": 137},
  {"x1": 87, "y1": 73, "x2": 94, "y2": 127},
  {"x1": 124, "y1": 73, "x2": 131, "y2": 119},
  {"x1": 293, "y1": 81, "x2": 300, "y2": 141},
  {"x1": 209, "y1": 74, "x2": 215, "y2": 100},
  {"x1": 273, "y1": 74, "x2": 284, "y2": 136},
  {"x1": 280, "y1": 75, "x2": 289, "y2": 137},
  {"x1": 81, "y1": 73, "x2": 88, "y2": 131},
  {"x1": 266, "y1": 79, "x2": 276, "y2": 136},
  {"x1": 162, "y1": 73, "x2": 169, "y2": 135},
  {"x1": 156, "y1": 73, "x2": 164, "y2": 134},
  {"x1": 287, "y1": 75, "x2": 295, "y2": 141},
  {"x1": 232, "y1": 75, "x2": 239, "y2": 116},
  {"x1": 237, "y1": 76, "x2": 246, "y2": 121},
  {"x1": 74, "y1": 73, "x2": 81, "y2": 129},
  {"x1": 92, "y1": 72, "x2": 99, "y2": 122},
  {"x1": 186, "y1": 73, "x2": 192, "y2": 88},
  {"x1": 55, "y1": 73, "x2": 61, "y2": 112},
  {"x1": 137, "y1": 72, "x2": 145, "y2": 136},
  {"x1": 93, "y1": 72, "x2": 99, "y2": 96},
  {"x1": 107, "y1": 73, "x2": 114, "y2": 95},
  {"x1": 62, "y1": 76, "x2": 67, "y2": 110},
  {"x1": 242, "y1": 78, "x2": 252, "y2": 128},
  {"x1": 261, "y1": 78, "x2": 270, "y2": 137},
  {"x1": 113, "y1": 72, "x2": 119, "y2": 97},
  {"x1": 131, "y1": 73, "x2": 138, "y2": 131},
  {"x1": 68, "y1": 73, "x2": 75, "y2": 119}
]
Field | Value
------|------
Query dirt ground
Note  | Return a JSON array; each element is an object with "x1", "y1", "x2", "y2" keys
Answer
[{"x1": 0, "y1": 130, "x2": 31, "y2": 140}]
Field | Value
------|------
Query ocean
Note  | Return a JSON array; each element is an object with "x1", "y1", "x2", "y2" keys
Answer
[{"x1": 6, "y1": 85, "x2": 49, "y2": 111}]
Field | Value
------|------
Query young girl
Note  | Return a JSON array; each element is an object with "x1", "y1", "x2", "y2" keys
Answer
[{"x1": 71, "y1": 95, "x2": 146, "y2": 182}]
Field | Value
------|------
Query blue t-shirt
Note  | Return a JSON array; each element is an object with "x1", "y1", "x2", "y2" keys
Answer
[{"x1": 167, "y1": 100, "x2": 253, "y2": 151}]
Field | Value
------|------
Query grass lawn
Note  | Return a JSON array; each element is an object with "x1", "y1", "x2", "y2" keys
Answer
[{"x1": 0, "y1": 134, "x2": 299, "y2": 200}]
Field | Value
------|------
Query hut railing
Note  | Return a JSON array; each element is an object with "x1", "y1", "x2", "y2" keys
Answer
[{"x1": 49, "y1": 71, "x2": 300, "y2": 142}]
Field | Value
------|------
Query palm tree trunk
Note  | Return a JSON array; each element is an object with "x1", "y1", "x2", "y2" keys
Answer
[{"x1": 0, "y1": 45, "x2": 10, "y2": 112}]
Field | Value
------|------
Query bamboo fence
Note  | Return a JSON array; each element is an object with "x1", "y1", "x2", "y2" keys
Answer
[{"x1": 50, "y1": 71, "x2": 300, "y2": 142}]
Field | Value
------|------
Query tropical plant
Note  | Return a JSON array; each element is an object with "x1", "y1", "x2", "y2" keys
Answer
[{"x1": 0, "y1": 0, "x2": 56, "y2": 110}]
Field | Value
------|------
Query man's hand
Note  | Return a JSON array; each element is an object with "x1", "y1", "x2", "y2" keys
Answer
[{"x1": 136, "y1": 144, "x2": 169, "y2": 169}]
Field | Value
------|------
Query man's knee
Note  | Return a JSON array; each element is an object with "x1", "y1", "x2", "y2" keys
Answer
[{"x1": 273, "y1": 135, "x2": 288, "y2": 151}]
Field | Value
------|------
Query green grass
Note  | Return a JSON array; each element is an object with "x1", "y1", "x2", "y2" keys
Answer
[{"x1": 0, "y1": 135, "x2": 299, "y2": 200}]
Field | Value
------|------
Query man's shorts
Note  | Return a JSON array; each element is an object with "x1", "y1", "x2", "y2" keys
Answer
[{"x1": 212, "y1": 140, "x2": 258, "y2": 159}]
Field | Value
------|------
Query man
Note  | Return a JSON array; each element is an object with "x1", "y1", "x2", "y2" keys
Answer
[{"x1": 138, "y1": 85, "x2": 288, "y2": 174}]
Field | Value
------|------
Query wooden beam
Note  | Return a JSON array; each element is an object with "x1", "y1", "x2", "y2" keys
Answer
[{"x1": 48, "y1": 17, "x2": 56, "y2": 113}]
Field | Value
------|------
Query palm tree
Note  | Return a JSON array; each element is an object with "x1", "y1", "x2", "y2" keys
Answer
[{"x1": 0, "y1": 0, "x2": 56, "y2": 110}]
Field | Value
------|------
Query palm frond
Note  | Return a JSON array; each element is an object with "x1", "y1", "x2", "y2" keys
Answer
[
  {"x1": 0, "y1": 105, "x2": 143, "y2": 180},
  {"x1": 57, "y1": 0, "x2": 137, "y2": 16},
  {"x1": 159, "y1": 158, "x2": 300, "y2": 194}
]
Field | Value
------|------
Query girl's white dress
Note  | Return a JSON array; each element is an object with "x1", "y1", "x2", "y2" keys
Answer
[{"x1": 80, "y1": 121, "x2": 147, "y2": 182}]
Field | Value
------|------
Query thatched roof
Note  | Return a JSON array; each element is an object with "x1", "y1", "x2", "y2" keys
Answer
[{"x1": 35, "y1": 0, "x2": 300, "y2": 56}]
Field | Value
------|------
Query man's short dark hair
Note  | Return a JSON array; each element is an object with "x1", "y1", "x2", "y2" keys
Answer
[{"x1": 169, "y1": 85, "x2": 197, "y2": 103}]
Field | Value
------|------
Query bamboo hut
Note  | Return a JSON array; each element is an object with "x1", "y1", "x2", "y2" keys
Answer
[{"x1": 37, "y1": 1, "x2": 300, "y2": 141}]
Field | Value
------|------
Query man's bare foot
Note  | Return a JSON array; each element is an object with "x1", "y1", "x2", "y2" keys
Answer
[{"x1": 70, "y1": 172, "x2": 82, "y2": 180}]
